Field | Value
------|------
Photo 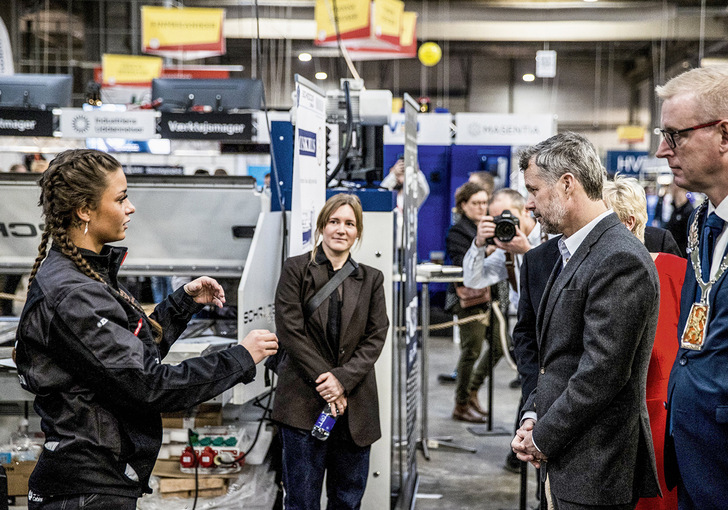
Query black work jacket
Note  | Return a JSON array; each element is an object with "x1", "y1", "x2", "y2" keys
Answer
[{"x1": 14, "y1": 245, "x2": 256, "y2": 498}]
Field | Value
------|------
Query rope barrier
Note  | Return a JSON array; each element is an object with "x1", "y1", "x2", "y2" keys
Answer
[{"x1": 0, "y1": 292, "x2": 24, "y2": 303}]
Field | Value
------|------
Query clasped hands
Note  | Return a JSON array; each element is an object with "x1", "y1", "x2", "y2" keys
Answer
[
  {"x1": 316, "y1": 372, "x2": 347, "y2": 417},
  {"x1": 511, "y1": 418, "x2": 548, "y2": 469}
]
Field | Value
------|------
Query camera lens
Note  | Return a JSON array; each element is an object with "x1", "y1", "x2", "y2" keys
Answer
[{"x1": 495, "y1": 222, "x2": 516, "y2": 242}]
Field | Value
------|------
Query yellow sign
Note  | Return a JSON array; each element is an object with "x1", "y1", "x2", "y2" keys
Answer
[
  {"x1": 142, "y1": 6, "x2": 224, "y2": 56},
  {"x1": 400, "y1": 11, "x2": 417, "y2": 47},
  {"x1": 315, "y1": 0, "x2": 370, "y2": 41},
  {"x1": 102, "y1": 54, "x2": 162, "y2": 86},
  {"x1": 373, "y1": 0, "x2": 403, "y2": 39},
  {"x1": 617, "y1": 125, "x2": 645, "y2": 143}
]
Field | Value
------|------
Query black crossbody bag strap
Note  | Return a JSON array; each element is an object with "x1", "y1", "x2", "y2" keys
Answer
[
  {"x1": 304, "y1": 258, "x2": 357, "y2": 319},
  {"x1": 264, "y1": 258, "x2": 357, "y2": 379}
]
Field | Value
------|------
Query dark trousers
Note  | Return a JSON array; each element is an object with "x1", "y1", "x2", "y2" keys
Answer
[
  {"x1": 27, "y1": 493, "x2": 137, "y2": 510},
  {"x1": 279, "y1": 424, "x2": 371, "y2": 510}
]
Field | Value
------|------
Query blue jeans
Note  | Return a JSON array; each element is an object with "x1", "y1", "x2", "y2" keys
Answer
[
  {"x1": 27, "y1": 492, "x2": 137, "y2": 510},
  {"x1": 279, "y1": 425, "x2": 371, "y2": 510}
]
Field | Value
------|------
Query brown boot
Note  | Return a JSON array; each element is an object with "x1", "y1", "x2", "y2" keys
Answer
[
  {"x1": 468, "y1": 390, "x2": 488, "y2": 417},
  {"x1": 452, "y1": 403, "x2": 487, "y2": 423}
]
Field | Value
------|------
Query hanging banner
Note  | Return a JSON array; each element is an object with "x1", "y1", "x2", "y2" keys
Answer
[
  {"x1": 315, "y1": 0, "x2": 371, "y2": 43},
  {"x1": 346, "y1": 10, "x2": 417, "y2": 61},
  {"x1": 142, "y1": 6, "x2": 226, "y2": 60},
  {"x1": 0, "y1": 109, "x2": 53, "y2": 137},
  {"x1": 59, "y1": 109, "x2": 159, "y2": 139},
  {"x1": 102, "y1": 54, "x2": 163, "y2": 87},
  {"x1": 158, "y1": 112, "x2": 254, "y2": 141},
  {"x1": 0, "y1": 18, "x2": 14, "y2": 75},
  {"x1": 315, "y1": 0, "x2": 405, "y2": 51},
  {"x1": 289, "y1": 75, "x2": 326, "y2": 257}
]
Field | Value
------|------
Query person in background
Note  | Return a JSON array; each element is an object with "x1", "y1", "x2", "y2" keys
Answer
[
  {"x1": 604, "y1": 176, "x2": 683, "y2": 510},
  {"x1": 664, "y1": 182, "x2": 693, "y2": 258},
  {"x1": 13, "y1": 149, "x2": 278, "y2": 509},
  {"x1": 381, "y1": 156, "x2": 430, "y2": 210},
  {"x1": 655, "y1": 64, "x2": 728, "y2": 509},
  {"x1": 214, "y1": 168, "x2": 228, "y2": 176},
  {"x1": 272, "y1": 193, "x2": 389, "y2": 510},
  {"x1": 445, "y1": 182, "x2": 490, "y2": 423},
  {"x1": 194, "y1": 168, "x2": 209, "y2": 175},
  {"x1": 9, "y1": 163, "x2": 27, "y2": 173},
  {"x1": 469, "y1": 171, "x2": 495, "y2": 198}
]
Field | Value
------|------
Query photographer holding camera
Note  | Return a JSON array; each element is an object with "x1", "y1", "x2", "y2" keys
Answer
[{"x1": 464, "y1": 188, "x2": 543, "y2": 306}]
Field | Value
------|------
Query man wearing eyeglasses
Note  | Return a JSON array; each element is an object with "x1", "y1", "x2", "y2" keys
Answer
[{"x1": 656, "y1": 65, "x2": 728, "y2": 509}]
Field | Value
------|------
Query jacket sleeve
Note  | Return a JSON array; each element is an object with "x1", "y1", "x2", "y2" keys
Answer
[
  {"x1": 512, "y1": 252, "x2": 540, "y2": 403},
  {"x1": 274, "y1": 258, "x2": 334, "y2": 382},
  {"x1": 149, "y1": 286, "x2": 204, "y2": 358},
  {"x1": 531, "y1": 250, "x2": 660, "y2": 458},
  {"x1": 50, "y1": 283, "x2": 256, "y2": 413},
  {"x1": 330, "y1": 270, "x2": 389, "y2": 393}
]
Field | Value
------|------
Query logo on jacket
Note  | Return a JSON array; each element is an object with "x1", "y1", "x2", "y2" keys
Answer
[{"x1": 97, "y1": 318, "x2": 108, "y2": 328}]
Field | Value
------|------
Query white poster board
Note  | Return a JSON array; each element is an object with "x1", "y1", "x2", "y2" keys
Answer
[{"x1": 289, "y1": 75, "x2": 326, "y2": 257}]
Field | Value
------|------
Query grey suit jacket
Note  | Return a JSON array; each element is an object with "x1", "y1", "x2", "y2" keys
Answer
[{"x1": 523, "y1": 213, "x2": 661, "y2": 505}]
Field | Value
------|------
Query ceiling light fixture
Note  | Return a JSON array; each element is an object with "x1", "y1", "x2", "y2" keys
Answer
[
  {"x1": 523, "y1": 74, "x2": 535, "y2": 82},
  {"x1": 315, "y1": 72, "x2": 327, "y2": 80},
  {"x1": 298, "y1": 53, "x2": 312, "y2": 62}
]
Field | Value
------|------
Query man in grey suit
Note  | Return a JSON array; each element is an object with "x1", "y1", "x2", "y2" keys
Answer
[{"x1": 511, "y1": 132, "x2": 661, "y2": 510}]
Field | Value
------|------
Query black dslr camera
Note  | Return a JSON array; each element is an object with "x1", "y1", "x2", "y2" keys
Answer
[{"x1": 486, "y1": 209, "x2": 520, "y2": 245}]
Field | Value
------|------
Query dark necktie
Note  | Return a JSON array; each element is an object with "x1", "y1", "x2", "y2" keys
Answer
[{"x1": 700, "y1": 212, "x2": 724, "y2": 283}]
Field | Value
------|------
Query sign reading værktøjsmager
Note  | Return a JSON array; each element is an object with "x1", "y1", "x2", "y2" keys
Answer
[
  {"x1": 0, "y1": 109, "x2": 53, "y2": 137},
  {"x1": 159, "y1": 112, "x2": 254, "y2": 141}
]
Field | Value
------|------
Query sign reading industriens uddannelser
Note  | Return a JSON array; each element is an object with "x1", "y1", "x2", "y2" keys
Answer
[{"x1": 59, "y1": 109, "x2": 159, "y2": 139}]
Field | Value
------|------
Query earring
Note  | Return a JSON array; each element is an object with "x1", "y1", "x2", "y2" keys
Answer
[{"x1": 84, "y1": 222, "x2": 88, "y2": 235}]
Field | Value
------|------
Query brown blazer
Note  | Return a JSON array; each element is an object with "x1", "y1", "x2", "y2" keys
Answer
[{"x1": 271, "y1": 251, "x2": 389, "y2": 446}]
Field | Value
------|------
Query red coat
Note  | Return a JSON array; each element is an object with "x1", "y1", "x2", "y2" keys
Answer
[{"x1": 636, "y1": 252, "x2": 685, "y2": 510}]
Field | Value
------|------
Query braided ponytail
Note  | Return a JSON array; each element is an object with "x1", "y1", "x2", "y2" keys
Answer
[{"x1": 32, "y1": 149, "x2": 164, "y2": 343}]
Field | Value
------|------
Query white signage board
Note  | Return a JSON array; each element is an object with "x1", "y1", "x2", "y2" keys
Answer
[
  {"x1": 536, "y1": 50, "x2": 557, "y2": 78},
  {"x1": 289, "y1": 75, "x2": 326, "y2": 257},
  {"x1": 384, "y1": 112, "x2": 452, "y2": 146},
  {"x1": 59, "y1": 108, "x2": 159, "y2": 139},
  {"x1": 455, "y1": 113, "x2": 556, "y2": 146},
  {"x1": 0, "y1": 18, "x2": 14, "y2": 75}
]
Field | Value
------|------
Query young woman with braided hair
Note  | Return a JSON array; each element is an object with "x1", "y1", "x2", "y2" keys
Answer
[{"x1": 14, "y1": 149, "x2": 278, "y2": 510}]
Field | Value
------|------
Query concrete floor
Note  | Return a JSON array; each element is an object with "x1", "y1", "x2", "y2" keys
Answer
[{"x1": 414, "y1": 334, "x2": 540, "y2": 510}]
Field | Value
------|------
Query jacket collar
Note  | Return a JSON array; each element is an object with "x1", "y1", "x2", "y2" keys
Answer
[
  {"x1": 537, "y1": 212, "x2": 620, "y2": 337},
  {"x1": 51, "y1": 244, "x2": 128, "y2": 288}
]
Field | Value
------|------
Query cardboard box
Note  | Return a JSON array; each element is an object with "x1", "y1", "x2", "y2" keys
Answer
[
  {"x1": 3, "y1": 460, "x2": 36, "y2": 496},
  {"x1": 161, "y1": 404, "x2": 222, "y2": 429}
]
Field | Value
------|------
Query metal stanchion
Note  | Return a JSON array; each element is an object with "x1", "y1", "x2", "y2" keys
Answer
[{"x1": 418, "y1": 278, "x2": 477, "y2": 459}]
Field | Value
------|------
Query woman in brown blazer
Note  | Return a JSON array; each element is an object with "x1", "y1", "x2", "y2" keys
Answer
[{"x1": 272, "y1": 193, "x2": 389, "y2": 509}]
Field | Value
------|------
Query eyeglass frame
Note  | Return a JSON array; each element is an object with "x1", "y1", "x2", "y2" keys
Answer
[{"x1": 654, "y1": 119, "x2": 723, "y2": 150}]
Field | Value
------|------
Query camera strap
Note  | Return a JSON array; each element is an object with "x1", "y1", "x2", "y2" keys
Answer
[{"x1": 505, "y1": 252, "x2": 518, "y2": 292}]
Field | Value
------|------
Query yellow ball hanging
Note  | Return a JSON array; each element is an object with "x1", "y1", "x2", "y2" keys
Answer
[{"x1": 418, "y1": 42, "x2": 442, "y2": 67}]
